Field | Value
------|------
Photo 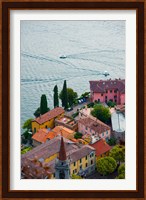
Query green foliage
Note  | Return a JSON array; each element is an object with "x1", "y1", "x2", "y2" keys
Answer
[
  {"x1": 80, "y1": 92, "x2": 90, "y2": 98},
  {"x1": 107, "y1": 101, "x2": 116, "y2": 107},
  {"x1": 116, "y1": 164, "x2": 125, "y2": 179},
  {"x1": 59, "y1": 80, "x2": 68, "y2": 109},
  {"x1": 22, "y1": 118, "x2": 33, "y2": 130},
  {"x1": 59, "y1": 85, "x2": 78, "y2": 108},
  {"x1": 21, "y1": 146, "x2": 32, "y2": 154},
  {"x1": 71, "y1": 174, "x2": 82, "y2": 179},
  {"x1": 74, "y1": 132, "x2": 83, "y2": 139},
  {"x1": 53, "y1": 85, "x2": 59, "y2": 108},
  {"x1": 23, "y1": 130, "x2": 32, "y2": 140},
  {"x1": 87, "y1": 102, "x2": 94, "y2": 108},
  {"x1": 72, "y1": 112, "x2": 79, "y2": 118},
  {"x1": 107, "y1": 137, "x2": 117, "y2": 146},
  {"x1": 67, "y1": 88, "x2": 78, "y2": 106},
  {"x1": 109, "y1": 145, "x2": 125, "y2": 165},
  {"x1": 91, "y1": 104, "x2": 111, "y2": 123},
  {"x1": 40, "y1": 94, "x2": 49, "y2": 115},
  {"x1": 96, "y1": 157, "x2": 117, "y2": 176},
  {"x1": 34, "y1": 107, "x2": 40, "y2": 117}
]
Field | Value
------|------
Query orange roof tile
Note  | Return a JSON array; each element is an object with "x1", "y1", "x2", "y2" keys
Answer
[
  {"x1": 32, "y1": 107, "x2": 65, "y2": 125},
  {"x1": 90, "y1": 139, "x2": 112, "y2": 157},
  {"x1": 32, "y1": 129, "x2": 50, "y2": 143}
]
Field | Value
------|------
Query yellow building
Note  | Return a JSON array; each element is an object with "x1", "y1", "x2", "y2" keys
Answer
[
  {"x1": 32, "y1": 107, "x2": 65, "y2": 133},
  {"x1": 21, "y1": 136, "x2": 96, "y2": 179}
]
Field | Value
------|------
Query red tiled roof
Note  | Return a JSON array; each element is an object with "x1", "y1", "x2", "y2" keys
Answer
[
  {"x1": 32, "y1": 107, "x2": 65, "y2": 125},
  {"x1": 32, "y1": 128, "x2": 50, "y2": 143},
  {"x1": 90, "y1": 139, "x2": 112, "y2": 157},
  {"x1": 78, "y1": 117, "x2": 110, "y2": 134},
  {"x1": 89, "y1": 79, "x2": 125, "y2": 93}
]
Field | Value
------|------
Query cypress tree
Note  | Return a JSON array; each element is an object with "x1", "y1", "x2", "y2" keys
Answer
[
  {"x1": 53, "y1": 85, "x2": 59, "y2": 108},
  {"x1": 40, "y1": 94, "x2": 48, "y2": 115},
  {"x1": 62, "y1": 80, "x2": 68, "y2": 109}
]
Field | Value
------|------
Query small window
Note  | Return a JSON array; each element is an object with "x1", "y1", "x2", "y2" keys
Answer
[
  {"x1": 74, "y1": 162, "x2": 76, "y2": 166},
  {"x1": 80, "y1": 165, "x2": 82, "y2": 170},
  {"x1": 86, "y1": 156, "x2": 88, "y2": 160},
  {"x1": 86, "y1": 127, "x2": 88, "y2": 130},
  {"x1": 86, "y1": 163, "x2": 88, "y2": 167},
  {"x1": 110, "y1": 90, "x2": 112, "y2": 93},
  {"x1": 98, "y1": 99, "x2": 100, "y2": 102},
  {"x1": 101, "y1": 93, "x2": 103, "y2": 96},
  {"x1": 114, "y1": 89, "x2": 117, "y2": 93},
  {"x1": 106, "y1": 90, "x2": 108, "y2": 93},
  {"x1": 80, "y1": 159, "x2": 82, "y2": 163},
  {"x1": 34, "y1": 128, "x2": 36, "y2": 133},
  {"x1": 105, "y1": 96, "x2": 107, "y2": 99},
  {"x1": 53, "y1": 173, "x2": 55, "y2": 177},
  {"x1": 91, "y1": 160, "x2": 93, "y2": 165},
  {"x1": 102, "y1": 133, "x2": 104, "y2": 137},
  {"x1": 106, "y1": 131, "x2": 108, "y2": 135},
  {"x1": 114, "y1": 95, "x2": 117, "y2": 99},
  {"x1": 45, "y1": 125, "x2": 48, "y2": 129}
]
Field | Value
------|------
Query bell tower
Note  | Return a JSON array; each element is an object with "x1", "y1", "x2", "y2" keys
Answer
[{"x1": 55, "y1": 136, "x2": 70, "y2": 179}]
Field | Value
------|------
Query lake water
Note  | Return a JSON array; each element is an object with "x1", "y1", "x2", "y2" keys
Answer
[{"x1": 20, "y1": 20, "x2": 125, "y2": 131}]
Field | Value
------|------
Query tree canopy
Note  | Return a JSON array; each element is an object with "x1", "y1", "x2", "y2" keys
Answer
[
  {"x1": 91, "y1": 104, "x2": 111, "y2": 123},
  {"x1": 109, "y1": 145, "x2": 125, "y2": 165},
  {"x1": 116, "y1": 163, "x2": 125, "y2": 179},
  {"x1": 59, "y1": 80, "x2": 68, "y2": 109},
  {"x1": 40, "y1": 94, "x2": 49, "y2": 115},
  {"x1": 67, "y1": 88, "x2": 78, "y2": 106},
  {"x1": 96, "y1": 156, "x2": 117, "y2": 176},
  {"x1": 53, "y1": 85, "x2": 59, "y2": 108},
  {"x1": 74, "y1": 132, "x2": 83, "y2": 139},
  {"x1": 22, "y1": 118, "x2": 33, "y2": 130},
  {"x1": 59, "y1": 82, "x2": 78, "y2": 108}
]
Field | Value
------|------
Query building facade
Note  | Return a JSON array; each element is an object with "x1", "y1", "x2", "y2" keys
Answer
[
  {"x1": 21, "y1": 136, "x2": 96, "y2": 179},
  {"x1": 89, "y1": 79, "x2": 125, "y2": 104},
  {"x1": 78, "y1": 117, "x2": 111, "y2": 142},
  {"x1": 31, "y1": 107, "x2": 65, "y2": 134}
]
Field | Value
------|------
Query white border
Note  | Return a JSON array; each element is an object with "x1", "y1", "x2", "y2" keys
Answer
[{"x1": 10, "y1": 10, "x2": 136, "y2": 190}]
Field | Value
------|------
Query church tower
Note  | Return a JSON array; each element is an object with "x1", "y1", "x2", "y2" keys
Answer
[{"x1": 55, "y1": 136, "x2": 70, "y2": 179}]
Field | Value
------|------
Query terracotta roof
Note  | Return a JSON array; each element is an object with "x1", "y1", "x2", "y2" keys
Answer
[
  {"x1": 48, "y1": 126, "x2": 75, "y2": 140},
  {"x1": 89, "y1": 79, "x2": 125, "y2": 93},
  {"x1": 21, "y1": 136, "x2": 95, "y2": 177},
  {"x1": 32, "y1": 129, "x2": 50, "y2": 143},
  {"x1": 78, "y1": 117, "x2": 110, "y2": 134},
  {"x1": 32, "y1": 107, "x2": 65, "y2": 125},
  {"x1": 59, "y1": 137, "x2": 67, "y2": 161},
  {"x1": 90, "y1": 139, "x2": 112, "y2": 157}
]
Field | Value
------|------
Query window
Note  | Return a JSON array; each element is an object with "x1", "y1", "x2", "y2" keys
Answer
[
  {"x1": 114, "y1": 89, "x2": 117, "y2": 93},
  {"x1": 106, "y1": 90, "x2": 108, "y2": 93},
  {"x1": 80, "y1": 165, "x2": 82, "y2": 170},
  {"x1": 53, "y1": 173, "x2": 55, "y2": 177},
  {"x1": 34, "y1": 127, "x2": 36, "y2": 133},
  {"x1": 86, "y1": 156, "x2": 88, "y2": 160},
  {"x1": 91, "y1": 160, "x2": 93, "y2": 165},
  {"x1": 101, "y1": 93, "x2": 103, "y2": 96},
  {"x1": 114, "y1": 95, "x2": 117, "y2": 99},
  {"x1": 102, "y1": 133, "x2": 104, "y2": 137},
  {"x1": 110, "y1": 90, "x2": 112, "y2": 93},
  {"x1": 74, "y1": 162, "x2": 76, "y2": 166},
  {"x1": 105, "y1": 96, "x2": 107, "y2": 99},
  {"x1": 98, "y1": 99, "x2": 100, "y2": 102},
  {"x1": 80, "y1": 159, "x2": 82, "y2": 163},
  {"x1": 45, "y1": 125, "x2": 48, "y2": 128},
  {"x1": 86, "y1": 163, "x2": 88, "y2": 167},
  {"x1": 106, "y1": 131, "x2": 108, "y2": 135},
  {"x1": 86, "y1": 127, "x2": 88, "y2": 130}
]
